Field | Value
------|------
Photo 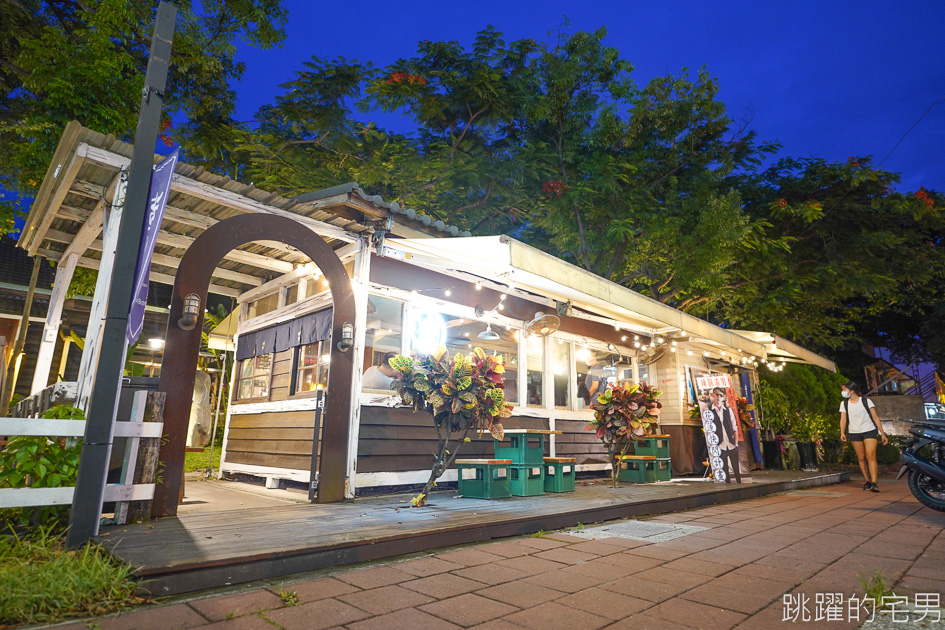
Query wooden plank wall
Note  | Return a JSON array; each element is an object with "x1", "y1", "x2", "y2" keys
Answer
[
  {"x1": 225, "y1": 409, "x2": 321, "y2": 471},
  {"x1": 357, "y1": 408, "x2": 547, "y2": 474},
  {"x1": 268, "y1": 349, "x2": 293, "y2": 402},
  {"x1": 555, "y1": 417, "x2": 609, "y2": 465},
  {"x1": 654, "y1": 352, "x2": 688, "y2": 426}
]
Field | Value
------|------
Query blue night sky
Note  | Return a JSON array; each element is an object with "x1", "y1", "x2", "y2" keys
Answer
[{"x1": 232, "y1": 0, "x2": 945, "y2": 193}]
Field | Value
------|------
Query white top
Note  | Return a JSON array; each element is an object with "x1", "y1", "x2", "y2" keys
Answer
[
  {"x1": 840, "y1": 397, "x2": 877, "y2": 433},
  {"x1": 362, "y1": 366, "x2": 394, "y2": 390}
]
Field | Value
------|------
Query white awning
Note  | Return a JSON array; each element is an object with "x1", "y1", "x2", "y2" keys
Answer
[
  {"x1": 207, "y1": 310, "x2": 238, "y2": 352},
  {"x1": 730, "y1": 331, "x2": 837, "y2": 372},
  {"x1": 382, "y1": 235, "x2": 768, "y2": 357}
]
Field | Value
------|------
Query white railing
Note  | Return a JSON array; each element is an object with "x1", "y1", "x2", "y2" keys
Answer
[{"x1": 0, "y1": 391, "x2": 163, "y2": 524}]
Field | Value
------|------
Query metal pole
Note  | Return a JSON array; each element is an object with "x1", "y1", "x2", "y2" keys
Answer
[
  {"x1": 0, "y1": 256, "x2": 42, "y2": 412},
  {"x1": 67, "y1": 2, "x2": 177, "y2": 548},
  {"x1": 205, "y1": 353, "x2": 227, "y2": 478}
]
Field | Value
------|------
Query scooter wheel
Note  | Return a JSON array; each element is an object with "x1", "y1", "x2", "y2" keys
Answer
[{"x1": 908, "y1": 470, "x2": 945, "y2": 512}]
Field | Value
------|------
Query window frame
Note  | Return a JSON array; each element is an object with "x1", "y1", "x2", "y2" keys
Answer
[
  {"x1": 292, "y1": 340, "x2": 331, "y2": 398},
  {"x1": 236, "y1": 353, "x2": 274, "y2": 402}
]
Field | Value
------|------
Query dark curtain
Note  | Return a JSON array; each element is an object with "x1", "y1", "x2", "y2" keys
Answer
[{"x1": 235, "y1": 308, "x2": 333, "y2": 360}]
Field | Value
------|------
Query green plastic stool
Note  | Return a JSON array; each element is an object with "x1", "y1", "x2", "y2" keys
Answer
[
  {"x1": 633, "y1": 435, "x2": 671, "y2": 459},
  {"x1": 455, "y1": 459, "x2": 512, "y2": 499},
  {"x1": 494, "y1": 432, "x2": 545, "y2": 465},
  {"x1": 618, "y1": 455, "x2": 656, "y2": 483},
  {"x1": 509, "y1": 464, "x2": 545, "y2": 496},
  {"x1": 647, "y1": 458, "x2": 672, "y2": 482},
  {"x1": 543, "y1": 457, "x2": 576, "y2": 492}
]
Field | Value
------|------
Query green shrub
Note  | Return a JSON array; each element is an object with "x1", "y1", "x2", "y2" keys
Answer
[
  {"x1": 0, "y1": 527, "x2": 139, "y2": 626},
  {"x1": 0, "y1": 406, "x2": 84, "y2": 532}
]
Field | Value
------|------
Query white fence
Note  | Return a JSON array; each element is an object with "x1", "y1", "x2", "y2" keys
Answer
[{"x1": 0, "y1": 391, "x2": 163, "y2": 524}]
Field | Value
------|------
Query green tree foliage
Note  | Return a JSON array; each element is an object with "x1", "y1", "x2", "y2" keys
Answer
[{"x1": 0, "y1": 0, "x2": 289, "y2": 236}]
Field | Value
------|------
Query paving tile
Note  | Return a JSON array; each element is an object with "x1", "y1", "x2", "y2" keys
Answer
[
  {"x1": 419, "y1": 593, "x2": 520, "y2": 627},
  {"x1": 272, "y1": 577, "x2": 359, "y2": 604},
  {"x1": 494, "y1": 555, "x2": 566, "y2": 576},
  {"x1": 773, "y1": 543, "x2": 848, "y2": 564},
  {"x1": 475, "y1": 582, "x2": 562, "y2": 608},
  {"x1": 466, "y1": 621, "x2": 526, "y2": 630},
  {"x1": 94, "y1": 603, "x2": 208, "y2": 630},
  {"x1": 452, "y1": 562, "x2": 533, "y2": 586},
  {"x1": 854, "y1": 541, "x2": 925, "y2": 561},
  {"x1": 905, "y1": 565, "x2": 945, "y2": 581},
  {"x1": 603, "y1": 613, "x2": 697, "y2": 629},
  {"x1": 632, "y1": 566, "x2": 713, "y2": 589},
  {"x1": 517, "y1": 536, "x2": 568, "y2": 550},
  {"x1": 647, "y1": 597, "x2": 747, "y2": 629},
  {"x1": 541, "y1": 532, "x2": 588, "y2": 544},
  {"x1": 575, "y1": 536, "x2": 650, "y2": 549},
  {"x1": 403, "y1": 573, "x2": 487, "y2": 599},
  {"x1": 345, "y1": 607, "x2": 462, "y2": 630},
  {"x1": 482, "y1": 541, "x2": 535, "y2": 558},
  {"x1": 680, "y1": 583, "x2": 780, "y2": 615},
  {"x1": 567, "y1": 539, "x2": 633, "y2": 556},
  {"x1": 439, "y1": 548, "x2": 508, "y2": 566},
  {"x1": 397, "y1": 556, "x2": 467, "y2": 577},
  {"x1": 198, "y1": 615, "x2": 280, "y2": 630},
  {"x1": 828, "y1": 553, "x2": 912, "y2": 577},
  {"x1": 501, "y1": 601, "x2": 611, "y2": 630},
  {"x1": 600, "y1": 576, "x2": 691, "y2": 603},
  {"x1": 661, "y1": 557, "x2": 737, "y2": 578},
  {"x1": 895, "y1": 574, "x2": 945, "y2": 595},
  {"x1": 524, "y1": 568, "x2": 607, "y2": 593},
  {"x1": 620, "y1": 545, "x2": 690, "y2": 561},
  {"x1": 729, "y1": 563, "x2": 807, "y2": 587},
  {"x1": 750, "y1": 554, "x2": 828, "y2": 580},
  {"x1": 334, "y1": 565, "x2": 416, "y2": 590},
  {"x1": 732, "y1": 603, "x2": 801, "y2": 630},
  {"x1": 593, "y1": 553, "x2": 664, "y2": 574},
  {"x1": 557, "y1": 587, "x2": 650, "y2": 620},
  {"x1": 263, "y1": 598, "x2": 369, "y2": 630},
  {"x1": 188, "y1": 589, "x2": 284, "y2": 622},
  {"x1": 533, "y1": 547, "x2": 600, "y2": 565},
  {"x1": 337, "y1": 584, "x2": 434, "y2": 615}
]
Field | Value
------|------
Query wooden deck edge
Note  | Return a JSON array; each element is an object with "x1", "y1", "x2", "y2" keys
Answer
[{"x1": 135, "y1": 471, "x2": 849, "y2": 597}]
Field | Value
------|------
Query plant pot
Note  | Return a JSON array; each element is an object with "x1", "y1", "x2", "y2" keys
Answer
[
  {"x1": 762, "y1": 440, "x2": 784, "y2": 470},
  {"x1": 797, "y1": 441, "x2": 818, "y2": 471}
]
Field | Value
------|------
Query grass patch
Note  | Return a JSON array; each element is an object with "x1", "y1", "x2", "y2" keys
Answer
[
  {"x1": 860, "y1": 571, "x2": 896, "y2": 607},
  {"x1": 184, "y1": 444, "x2": 222, "y2": 473},
  {"x1": 0, "y1": 528, "x2": 140, "y2": 626},
  {"x1": 277, "y1": 587, "x2": 299, "y2": 606}
]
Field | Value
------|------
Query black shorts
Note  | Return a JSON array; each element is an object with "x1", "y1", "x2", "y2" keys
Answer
[{"x1": 848, "y1": 429, "x2": 879, "y2": 442}]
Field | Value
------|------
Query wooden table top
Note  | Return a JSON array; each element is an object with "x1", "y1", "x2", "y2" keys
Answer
[{"x1": 499, "y1": 429, "x2": 563, "y2": 435}]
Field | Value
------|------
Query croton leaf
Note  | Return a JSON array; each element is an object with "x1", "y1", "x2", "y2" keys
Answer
[
  {"x1": 455, "y1": 376, "x2": 472, "y2": 390},
  {"x1": 427, "y1": 392, "x2": 445, "y2": 408},
  {"x1": 433, "y1": 345, "x2": 448, "y2": 361},
  {"x1": 474, "y1": 347, "x2": 486, "y2": 361},
  {"x1": 389, "y1": 355, "x2": 414, "y2": 373},
  {"x1": 442, "y1": 381, "x2": 455, "y2": 395},
  {"x1": 452, "y1": 397, "x2": 464, "y2": 413},
  {"x1": 489, "y1": 422, "x2": 505, "y2": 440}
]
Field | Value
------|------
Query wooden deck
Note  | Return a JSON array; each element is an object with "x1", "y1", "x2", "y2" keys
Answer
[{"x1": 97, "y1": 470, "x2": 848, "y2": 596}]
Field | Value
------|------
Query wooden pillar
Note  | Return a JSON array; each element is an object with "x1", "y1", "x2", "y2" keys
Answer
[
  {"x1": 31, "y1": 253, "x2": 78, "y2": 394},
  {"x1": 75, "y1": 174, "x2": 127, "y2": 412},
  {"x1": 345, "y1": 238, "x2": 370, "y2": 498},
  {"x1": 1, "y1": 256, "x2": 42, "y2": 412}
]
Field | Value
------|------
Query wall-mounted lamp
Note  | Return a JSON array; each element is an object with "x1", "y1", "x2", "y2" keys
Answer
[
  {"x1": 178, "y1": 293, "x2": 201, "y2": 330},
  {"x1": 337, "y1": 321, "x2": 354, "y2": 352}
]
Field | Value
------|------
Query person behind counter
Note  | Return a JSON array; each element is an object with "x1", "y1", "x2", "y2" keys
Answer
[{"x1": 362, "y1": 352, "x2": 399, "y2": 390}]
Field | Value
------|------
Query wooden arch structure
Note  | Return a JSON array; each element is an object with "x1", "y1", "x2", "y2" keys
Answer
[{"x1": 153, "y1": 213, "x2": 356, "y2": 517}]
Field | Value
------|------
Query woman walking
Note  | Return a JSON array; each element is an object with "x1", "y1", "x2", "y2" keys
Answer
[{"x1": 839, "y1": 381, "x2": 888, "y2": 492}]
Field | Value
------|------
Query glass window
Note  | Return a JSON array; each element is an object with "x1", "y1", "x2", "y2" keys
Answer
[
  {"x1": 296, "y1": 342, "x2": 329, "y2": 394},
  {"x1": 237, "y1": 354, "x2": 272, "y2": 400},
  {"x1": 246, "y1": 293, "x2": 279, "y2": 319},
  {"x1": 408, "y1": 311, "x2": 519, "y2": 404},
  {"x1": 363, "y1": 296, "x2": 404, "y2": 391},
  {"x1": 574, "y1": 347, "x2": 627, "y2": 409},
  {"x1": 552, "y1": 340, "x2": 571, "y2": 409},
  {"x1": 525, "y1": 335, "x2": 544, "y2": 407},
  {"x1": 284, "y1": 284, "x2": 299, "y2": 306}
]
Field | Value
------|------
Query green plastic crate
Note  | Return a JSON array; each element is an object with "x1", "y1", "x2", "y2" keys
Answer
[
  {"x1": 617, "y1": 456, "x2": 654, "y2": 483},
  {"x1": 456, "y1": 459, "x2": 512, "y2": 499},
  {"x1": 645, "y1": 458, "x2": 672, "y2": 482},
  {"x1": 634, "y1": 435, "x2": 670, "y2": 459},
  {"x1": 543, "y1": 458, "x2": 576, "y2": 493},
  {"x1": 494, "y1": 433, "x2": 545, "y2": 465},
  {"x1": 509, "y1": 464, "x2": 545, "y2": 496}
]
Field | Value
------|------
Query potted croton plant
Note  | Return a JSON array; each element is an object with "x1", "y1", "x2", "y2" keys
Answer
[
  {"x1": 587, "y1": 381, "x2": 663, "y2": 488},
  {"x1": 390, "y1": 346, "x2": 513, "y2": 507}
]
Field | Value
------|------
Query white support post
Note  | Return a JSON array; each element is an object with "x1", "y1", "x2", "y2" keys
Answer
[
  {"x1": 344, "y1": 237, "x2": 370, "y2": 499},
  {"x1": 31, "y1": 253, "x2": 78, "y2": 394},
  {"x1": 114, "y1": 391, "x2": 146, "y2": 524},
  {"x1": 75, "y1": 174, "x2": 127, "y2": 412}
]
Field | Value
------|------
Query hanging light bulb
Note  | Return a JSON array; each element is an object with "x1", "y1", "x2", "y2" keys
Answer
[
  {"x1": 670, "y1": 346, "x2": 676, "y2": 352},
  {"x1": 621, "y1": 336, "x2": 627, "y2": 341},
  {"x1": 475, "y1": 282, "x2": 482, "y2": 291},
  {"x1": 703, "y1": 351, "x2": 709, "y2": 357},
  {"x1": 687, "y1": 350, "x2": 694, "y2": 356},
  {"x1": 634, "y1": 341, "x2": 640, "y2": 348},
  {"x1": 445, "y1": 289, "x2": 451, "y2": 297},
  {"x1": 671, "y1": 340, "x2": 677, "y2": 346},
  {"x1": 657, "y1": 336, "x2": 664, "y2": 344},
  {"x1": 500, "y1": 294, "x2": 507, "y2": 301},
  {"x1": 633, "y1": 335, "x2": 639, "y2": 341}
]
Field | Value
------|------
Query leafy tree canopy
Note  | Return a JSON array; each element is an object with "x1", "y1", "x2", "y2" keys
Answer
[{"x1": 0, "y1": 0, "x2": 289, "y2": 234}]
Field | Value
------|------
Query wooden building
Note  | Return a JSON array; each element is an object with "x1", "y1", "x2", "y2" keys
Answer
[{"x1": 16, "y1": 122, "x2": 835, "y2": 503}]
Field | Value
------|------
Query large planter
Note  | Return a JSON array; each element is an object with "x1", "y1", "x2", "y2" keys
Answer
[
  {"x1": 762, "y1": 440, "x2": 784, "y2": 470},
  {"x1": 797, "y1": 441, "x2": 818, "y2": 471}
]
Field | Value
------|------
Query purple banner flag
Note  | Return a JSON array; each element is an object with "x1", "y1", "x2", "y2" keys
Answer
[{"x1": 126, "y1": 149, "x2": 178, "y2": 345}]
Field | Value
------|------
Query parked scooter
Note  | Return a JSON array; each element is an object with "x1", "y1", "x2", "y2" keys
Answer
[{"x1": 897, "y1": 417, "x2": 945, "y2": 512}]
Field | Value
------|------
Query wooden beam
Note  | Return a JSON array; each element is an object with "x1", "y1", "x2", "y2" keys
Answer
[
  {"x1": 44, "y1": 228, "x2": 294, "y2": 274},
  {"x1": 40, "y1": 248, "x2": 243, "y2": 298},
  {"x1": 79, "y1": 143, "x2": 359, "y2": 244},
  {"x1": 147, "y1": 251, "x2": 263, "y2": 286},
  {"x1": 25, "y1": 142, "x2": 87, "y2": 255}
]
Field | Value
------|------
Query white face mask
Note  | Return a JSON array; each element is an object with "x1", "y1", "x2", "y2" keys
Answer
[{"x1": 841, "y1": 390, "x2": 852, "y2": 399}]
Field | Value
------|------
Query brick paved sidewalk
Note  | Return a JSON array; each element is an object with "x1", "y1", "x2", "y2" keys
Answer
[{"x1": 52, "y1": 477, "x2": 945, "y2": 630}]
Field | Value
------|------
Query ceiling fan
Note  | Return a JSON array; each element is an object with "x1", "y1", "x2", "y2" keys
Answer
[{"x1": 525, "y1": 312, "x2": 561, "y2": 337}]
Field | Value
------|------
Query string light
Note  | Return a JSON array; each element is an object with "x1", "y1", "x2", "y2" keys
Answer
[
  {"x1": 633, "y1": 335, "x2": 639, "y2": 341},
  {"x1": 634, "y1": 342, "x2": 641, "y2": 348},
  {"x1": 621, "y1": 335, "x2": 627, "y2": 341},
  {"x1": 687, "y1": 350, "x2": 694, "y2": 356},
  {"x1": 615, "y1": 323, "x2": 621, "y2": 331},
  {"x1": 656, "y1": 336, "x2": 664, "y2": 344},
  {"x1": 703, "y1": 351, "x2": 709, "y2": 357},
  {"x1": 500, "y1": 294, "x2": 507, "y2": 301},
  {"x1": 670, "y1": 346, "x2": 676, "y2": 352},
  {"x1": 475, "y1": 282, "x2": 482, "y2": 290},
  {"x1": 445, "y1": 289, "x2": 451, "y2": 297},
  {"x1": 671, "y1": 340, "x2": 677, "y2": 346}
]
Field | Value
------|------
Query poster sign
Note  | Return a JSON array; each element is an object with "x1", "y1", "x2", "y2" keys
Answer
[
  {"x1": 691, "y1": 370, "x2": 751, "y2": 484},
  {"x1": 126, "y1": 149, "x2": 178, "y2": 345}
]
